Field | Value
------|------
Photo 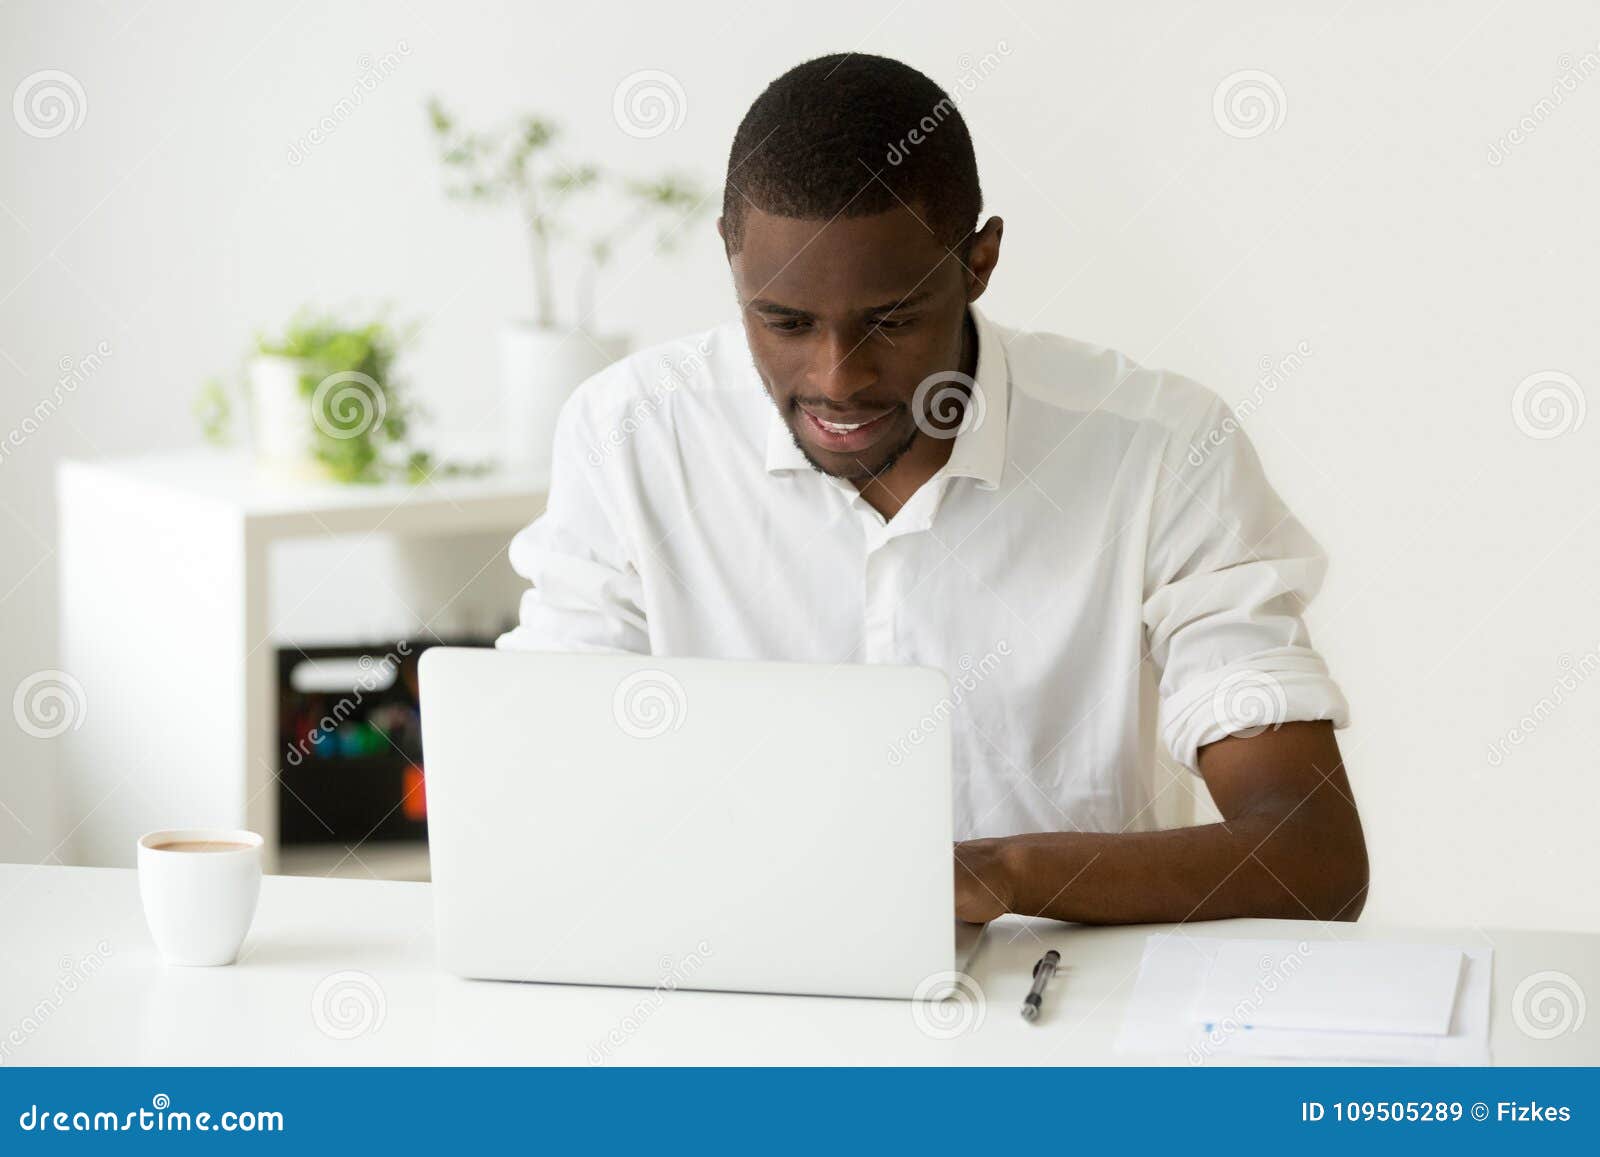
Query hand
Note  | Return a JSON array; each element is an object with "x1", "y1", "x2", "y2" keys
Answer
[{"x1": 954, "y1": 837, "x2": 1016, "y2": 923}]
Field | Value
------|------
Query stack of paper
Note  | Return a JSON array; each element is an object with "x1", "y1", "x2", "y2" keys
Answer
[{"x1": 1115, "y1": 934, "x2": 1492, "y2": 1064}]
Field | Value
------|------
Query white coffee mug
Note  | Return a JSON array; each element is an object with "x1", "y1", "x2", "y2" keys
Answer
[{"x1": 137, "y1": 829, "x2": 263, "y2": 966}]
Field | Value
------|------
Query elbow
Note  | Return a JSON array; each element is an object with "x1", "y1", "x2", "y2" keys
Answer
[
  {"x1": 1319, "y1": 847, "x2": 1368, "y2": 921},
  {"x1": 1304, "y1": 815, "x2": 1370, "y2": 922},
  {"x1": 1259, "y1": 805, "x2": 1369, "y2": 922}
]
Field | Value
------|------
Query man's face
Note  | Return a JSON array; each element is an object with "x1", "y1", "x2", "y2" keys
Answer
[{"x1": 724, "y1": 205, "x2": 980, "y2": 483}]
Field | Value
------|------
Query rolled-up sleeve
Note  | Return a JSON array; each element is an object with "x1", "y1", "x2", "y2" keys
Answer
[
  {"x1": 495, "y1": 390, "x2": 649, "y2": 655},
  {"x1": 1142, "y1": 398, "x2": 1349, "y2": 771}
]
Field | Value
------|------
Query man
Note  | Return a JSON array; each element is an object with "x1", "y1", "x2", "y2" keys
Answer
[{"x1": 499, "y1": 53, "x2": 1368, "y2": 926}]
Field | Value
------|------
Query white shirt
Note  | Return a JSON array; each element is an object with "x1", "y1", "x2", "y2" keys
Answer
[{"x1": 499, "y1": 306, "x2": 1349, "y2": 840}]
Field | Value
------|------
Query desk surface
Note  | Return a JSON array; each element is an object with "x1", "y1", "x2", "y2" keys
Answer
[{"x1": 3, "y1": 865, "x2": 1595, "y2": 1066}]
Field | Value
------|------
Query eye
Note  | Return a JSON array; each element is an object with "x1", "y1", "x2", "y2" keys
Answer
[
  {"x1": 765, "y1": 317, "x2": 811, "y2": 333},
  {"x1": 870, "y1": 315, "x2": 915, "y2": 332}
]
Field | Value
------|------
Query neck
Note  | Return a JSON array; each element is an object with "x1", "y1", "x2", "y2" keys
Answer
[{"x1": 855, "y1": 309, "x2": 978, "y2": 520}]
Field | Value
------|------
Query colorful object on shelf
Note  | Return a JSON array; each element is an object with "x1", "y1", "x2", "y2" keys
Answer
[
  {"x1": 276, "y1": 640, "x2": 461, "y2": 848},
  {"x1": 402, "y1": 766, "x2": 427, "y2": 822}
]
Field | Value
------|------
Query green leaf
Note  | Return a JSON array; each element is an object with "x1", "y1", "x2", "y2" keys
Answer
[{"x1": 193, "y1": 379, "x2": 232, "y2": 445}]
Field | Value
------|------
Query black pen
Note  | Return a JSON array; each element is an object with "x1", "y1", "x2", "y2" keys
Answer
[{"x1": 1021, "y1": 949, "x2": 1060, "y2": 1021}]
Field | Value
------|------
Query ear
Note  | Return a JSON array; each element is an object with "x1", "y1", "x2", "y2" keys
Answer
[
  {"x1": 964, "y1": 216, "x2": 1004, "y2": 303},
  {"x1": 717, "y1": 214, "x2": 740, "y2": 264}
]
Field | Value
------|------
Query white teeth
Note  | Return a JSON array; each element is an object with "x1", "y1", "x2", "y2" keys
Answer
[{"x1": 813, "y1": 413, "x2": 882, "y2": 433}]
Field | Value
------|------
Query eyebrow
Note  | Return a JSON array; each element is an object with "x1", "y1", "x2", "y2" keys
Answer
[
  {"x1": 747, "y1": 288, "x2": 936, "y2": 317},
  {"x1": 747, "y1": 300, "x2": 810, "y2": 317}
]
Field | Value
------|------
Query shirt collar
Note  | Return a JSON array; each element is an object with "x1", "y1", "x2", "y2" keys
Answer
[{"x1": 763, "y1": 304, "x2": 1009, "y2": 491}]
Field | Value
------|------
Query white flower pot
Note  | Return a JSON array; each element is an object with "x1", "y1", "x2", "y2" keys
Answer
[
  {"x1": 499, "y1": 323, "x2": 628, "y2": 476},
  {"x1": 247, "y1": 355, "x2": 326, "y2": 480}
]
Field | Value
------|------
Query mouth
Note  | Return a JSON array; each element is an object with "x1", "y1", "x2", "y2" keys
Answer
[{"x1": 796, "y1": 404, "x2": 899, "y2": 453}]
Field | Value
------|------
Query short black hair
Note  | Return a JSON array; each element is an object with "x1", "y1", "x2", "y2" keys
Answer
[{"x1": 722, "y1": 53, "x2": 982, "y2": 255}]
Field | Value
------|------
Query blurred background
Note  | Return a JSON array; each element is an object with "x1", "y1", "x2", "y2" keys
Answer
[{"x1": 2, "y1": 1, "x2": 1596, "y2": 930}]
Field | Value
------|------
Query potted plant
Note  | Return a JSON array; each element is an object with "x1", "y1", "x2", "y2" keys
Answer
[
  {"x1": 425, "y1": 98, "x2": 707, "y2": 475},
  {"x1": 200, "y1": 310, "x2": 469, "y2": 484}
]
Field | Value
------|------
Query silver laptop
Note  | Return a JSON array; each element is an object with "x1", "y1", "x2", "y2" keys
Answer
[{"x1": 419, "y1": 648, "x2": 985, "y2": 999}]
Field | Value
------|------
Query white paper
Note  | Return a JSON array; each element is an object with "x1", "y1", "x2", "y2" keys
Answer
[
  {"x1": 1191, "y1": 939, "x2": 1464, "y2": 1036},
  {"x1": 1115, "y1": 934, "x2": 1492, "y2": 1066}
]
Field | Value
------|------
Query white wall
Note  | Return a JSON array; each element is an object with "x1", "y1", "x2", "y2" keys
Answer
[{"x1": 2, "y1": 1, "x2": 1596, "y2": 929}]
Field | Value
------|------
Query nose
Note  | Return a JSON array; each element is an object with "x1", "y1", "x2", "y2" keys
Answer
[{"x1": 808, "y1": 327, "x2": 878, "y2": 404}]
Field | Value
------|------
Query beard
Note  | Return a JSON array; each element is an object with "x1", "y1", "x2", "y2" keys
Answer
[{"x1": 787, "y1": 409, "x2": 920, "y2": 483}]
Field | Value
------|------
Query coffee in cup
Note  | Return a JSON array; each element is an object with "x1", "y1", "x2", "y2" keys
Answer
[{"x1": 147, "y1": 839, "x2": 253, "y2": 853}]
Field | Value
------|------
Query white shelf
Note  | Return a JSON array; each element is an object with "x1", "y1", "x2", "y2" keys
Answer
[
  {"x1": 276, "y1": 841, "x2": 431, "y2": 882},
  {"x1": 59, "y1": 449, "x2": 547, "y2": 535},
  {"x1": 56, "y1": 450, "x2": 547, "y2": 872}
]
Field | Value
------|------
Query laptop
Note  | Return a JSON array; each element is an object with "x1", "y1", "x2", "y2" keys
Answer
[{"x1": 418, "y1": 647, "x2": 985, "y2": 1000}]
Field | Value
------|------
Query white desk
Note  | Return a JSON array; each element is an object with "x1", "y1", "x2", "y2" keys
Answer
[{"x1": 3, "y1": 865, "x2": 1595, "y2": 1065}]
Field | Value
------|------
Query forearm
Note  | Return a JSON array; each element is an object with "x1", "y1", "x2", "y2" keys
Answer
[{"x1": 976, "y1": 806, "x2": 1367, "y2": 925}]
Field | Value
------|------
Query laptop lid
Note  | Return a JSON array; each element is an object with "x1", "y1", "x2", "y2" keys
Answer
[{"x1": 419, "y1": 647, "x2": 958, "y2": 999}]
